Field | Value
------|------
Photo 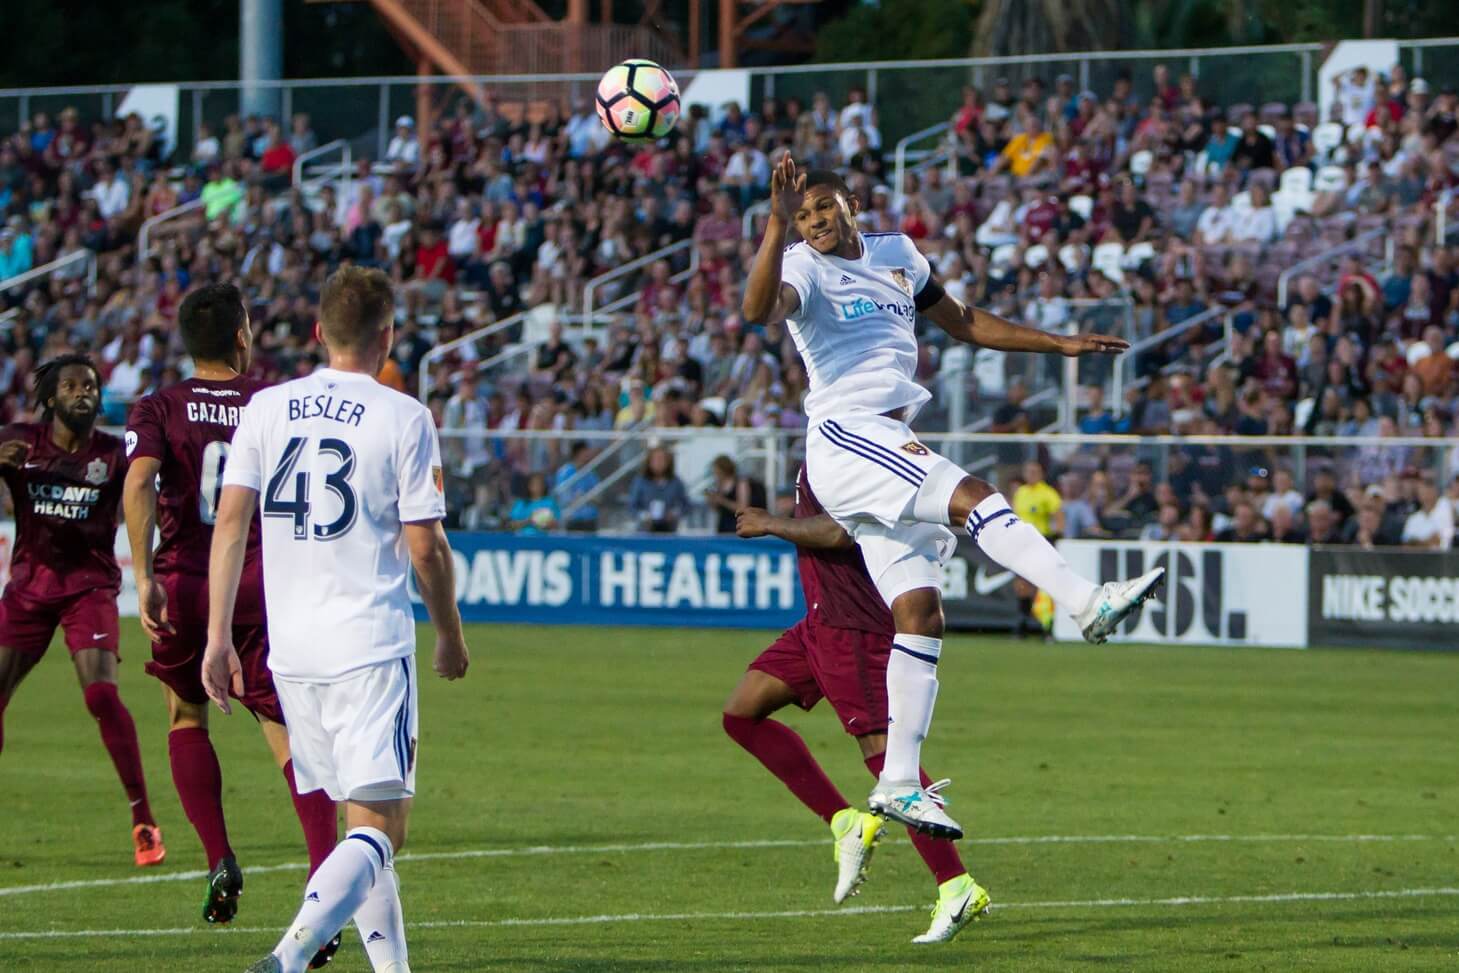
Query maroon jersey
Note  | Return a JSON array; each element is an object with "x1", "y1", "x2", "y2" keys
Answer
[
  {"x1": 126, "y1": 376, "x2": 267, "y2": 622},
  {"x1": 0, "y1": 422, "x2": 124, "y2": 598},
  {"x1": 795, "y1": 467, "x2": 894, "y2": 636}
]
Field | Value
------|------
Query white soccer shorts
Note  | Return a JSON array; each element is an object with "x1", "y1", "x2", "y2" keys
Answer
[
  {"x1": 274, "y1": 656, "x2": 419, "y2": 803},
  {"x1": 806, "y1": 414, "x2": 964, "y2": 606}
]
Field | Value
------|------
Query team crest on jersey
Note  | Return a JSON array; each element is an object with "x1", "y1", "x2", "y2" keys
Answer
[
  {"x1": 432, "y1": 465, "x2": 444, "y2": 494},
  {"x1": 900, "y1": 441, "x2": 929, "y2": 456},
  {"x1": 890, "y1": 268, "x2": 913, "y2": 296},
  {"x1": 85, "y1": 457, "x2": 109, "y2": 485}
]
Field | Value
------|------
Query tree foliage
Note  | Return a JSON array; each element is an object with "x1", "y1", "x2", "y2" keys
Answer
[{"x1": 814, "y1": 0, "x2": 979, "y2": 63}]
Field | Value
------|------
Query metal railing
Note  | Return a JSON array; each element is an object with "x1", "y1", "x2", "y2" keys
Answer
[
  {"x1": 0, "y1": 247, "x2": 96, "y2": 297},
  {"x1": 1275, "y1": 227, "x2": 1386, "y2": 308},
  {"x1": 1111, "y1": 305, "x2": 1226, "y2": 411},
  {"x1": 742, "y1": 200, "x2": 770, "y2": 241},
  {"x1": 892, "y1": 122, "x2": 951, "y2": 211},
  {"x1": 293, "y1": 138, "x2": 351, "y2": 192},
  {"x1": 433, "y1": 427, "x2": 1459, "y2": 530},
  {"x1": 582, "y1": 237, "x2": 698, "y2": 327},
  {"x1": 418, "y1": 306, "x2": 533, "y2": 400},
  {"x1": 136, "y1": 197, "x2": 207, "y2": 270},
  {"x1": 9, "y1": 39, "x2": 1458, "y2": 160}
]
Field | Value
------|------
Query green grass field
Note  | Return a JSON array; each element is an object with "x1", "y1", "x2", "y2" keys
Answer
[{"x1": 1, "y1": 624, "x2": 1456, "y2": 972}]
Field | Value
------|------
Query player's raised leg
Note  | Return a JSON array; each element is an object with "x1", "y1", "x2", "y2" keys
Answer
[
  {"x1": 72, "y1": 643, "x2": 165, "y2": 866},
  {"x1": 723, "y1": 662, "x2": 883, "y2": 903},
  {"x1": 947, "y1": 475, "x2": 1164, "y2": 643}
]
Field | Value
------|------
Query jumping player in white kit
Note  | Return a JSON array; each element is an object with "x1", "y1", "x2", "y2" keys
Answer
[
  {"x1": 204, "y1": 267, "x2": 470, "y2": 973},
  {"x1": 742, "y1": 157, "x2": 1163, "y2": 842}
]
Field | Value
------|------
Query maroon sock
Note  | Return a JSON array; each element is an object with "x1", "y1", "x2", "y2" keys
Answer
[
  {"x1": 864, "y1": 752, "x2": 967, "y2": 885},
  {"x1": 283, "y1": 760, "x2": 338, "y2": 877},
  {"x1": 83, "y1": 682, "x2": 153, "y2": 827},
  {"x1": 168, "y1": 727, "x2": 233, "y2": 868},
  {"x1": 723, "y1": 713, "x2": 849, "y2": 823}
]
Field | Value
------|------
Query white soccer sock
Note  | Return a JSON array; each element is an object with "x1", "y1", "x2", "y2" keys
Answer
[
  {"x1": 882, "y1": 634, "x2": 941, "y2": 784},
  {"x1": 354, "y1": 863, "x2": 410, "y2": 972},
  {"x1": 273, "y1": 827, "x2": 392, "y2": 973},
  {"x1": 967, "y1": 494, "x2": 1098, "y2": 612}
]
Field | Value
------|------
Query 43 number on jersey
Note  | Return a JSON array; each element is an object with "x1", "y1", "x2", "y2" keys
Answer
[{"x1": 263, "y1": 435, "x2": 359, "y2": 541}]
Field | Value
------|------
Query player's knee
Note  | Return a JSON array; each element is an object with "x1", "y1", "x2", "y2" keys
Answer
[
  {"x1": 891, "y1": 590, "x2": 944, "y2": 638},
  {"x1": 947, "y1": 475, "x2": 996, "y2": 525},
  {"x1": 81, "y1": 680, "x2": 122, "y2": 717}
]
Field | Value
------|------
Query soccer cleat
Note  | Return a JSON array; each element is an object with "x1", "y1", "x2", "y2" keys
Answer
[
  {"x1": 132, "y1": 823, "x2": 166, "y2": 867},
  {"x1": 912, "y1": 873, "x2": 991, "y2": 944},
  {"x1": 868, "y1": 778, "x2": 962, "y2": 840},
  {"x1": 308, "y1": 933, "x2": 343, "y2": 969},
  {"x1": 1076, "y1": 567, "x2": 1166, "y2": 644},
  {"x1": 830, "y1": 807, "x2": 885, "y2": 903},
  {"x1": 244, "y1": 957, "x2": 281, "y2": 973},
  {"x1": 203, "y1": 855, "x2": 244, "y2": 924}
]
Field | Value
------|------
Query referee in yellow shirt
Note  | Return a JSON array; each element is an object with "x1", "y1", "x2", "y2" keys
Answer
[{"x1": 1011, "y1": 460, "x2": 1064, "y2": 636}]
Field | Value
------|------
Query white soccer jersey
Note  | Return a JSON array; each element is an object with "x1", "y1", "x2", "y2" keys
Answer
[
  {"x1": 781, "y1": 231, "x2": 934, "y2": 424},
  {"x1": 223, "y1": 368, "x2": 446, "y2": 681}
]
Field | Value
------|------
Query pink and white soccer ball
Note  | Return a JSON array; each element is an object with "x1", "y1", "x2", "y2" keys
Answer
[{"x1": 595, "y1": 59, "x2": 681, "y2": 143}]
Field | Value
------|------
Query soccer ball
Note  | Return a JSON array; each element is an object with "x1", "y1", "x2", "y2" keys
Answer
[{"x1": 595, "y1": 59, "x2": 681, "y2": 144}]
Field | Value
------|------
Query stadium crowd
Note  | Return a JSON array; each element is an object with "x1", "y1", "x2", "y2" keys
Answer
[{"x1": 0, "y1": 59, "x2": 1457, "y2": 545}]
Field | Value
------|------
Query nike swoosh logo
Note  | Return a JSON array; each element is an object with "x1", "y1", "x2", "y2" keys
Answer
[
  {"x1": 949, "y1": 894, "x2": 973, "y2": 923},
  {"x1": 93, "y1": 632, "x2": 108, "y2": 640},
  {"x1": 22, "y1": 463, "x2": 40, "y2": 469},
  {"x1": 973, "y1": 567, "x2": 1014, "y2": 595}
]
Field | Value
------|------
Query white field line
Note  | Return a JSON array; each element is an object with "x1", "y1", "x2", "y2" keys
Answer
[
  {"x1": 1, "y1": 832, "x2": 1454, "y2": 900},
  {"x1": 2, "y1": 887, "x2": 1458, "y2": 940}
]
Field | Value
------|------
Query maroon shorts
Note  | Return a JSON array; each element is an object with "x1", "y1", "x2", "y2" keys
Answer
[
  {"x1": 749, "y1": 619, "x2": 891, "y2": 736},
  {"x1": 145, "y1": 574, "x2": 283, "y2": 724},
  {"x1": 0, "y1": 585, "x2": 119, "y2": 657}
]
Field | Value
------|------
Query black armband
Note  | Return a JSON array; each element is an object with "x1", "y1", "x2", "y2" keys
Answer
[{"x1": 914, "y1": 277, "x2": 945, "y2": 312}]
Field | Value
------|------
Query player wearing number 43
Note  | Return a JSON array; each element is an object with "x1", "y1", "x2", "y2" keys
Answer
[
  {"x1": 123, "y1": 283, "x2": 341, "y2": 964},
  {"x1": 742, "y1": 157, "x2": 1164, "y2": 840},
  {"x1": 205, "y1": 266, "x2": 469, "y2": 973},
  {"x1": 0, "y1": 354, "x2": 166, "y2": 867}
]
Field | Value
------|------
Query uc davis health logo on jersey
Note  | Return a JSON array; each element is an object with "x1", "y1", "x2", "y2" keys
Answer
[{"x1": 840, "y1": 297, "x2": 879, "y2": 320}]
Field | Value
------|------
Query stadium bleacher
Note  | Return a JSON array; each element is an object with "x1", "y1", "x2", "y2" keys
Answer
[{"x1": 0, "y1": 59, "x2": 1456, "y2": 545}]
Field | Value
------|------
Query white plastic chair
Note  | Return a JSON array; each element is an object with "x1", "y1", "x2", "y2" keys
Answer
[
  {"x1": 1130, "y1": 150, "x2": 1154, "y2": 178},
  {"x1": 1092, "y1": 241, "x2": 1125, "y2": 282},
  {"x1": 1346, "y1": 123, "x2": 1369, "y2": 146},
  {"x1": 1122, "y1": 241, "x2": 1157, "y2": 268},
  {"x1": 1024, "y1": 243, "x2": 1049, "y2": 269},
  {"x1": 990, "y1": 243, "x2": 1017, "y2": 271},
  {"x1": 1279, "y1": 166, "x2": 1313, "y2": 196},
  {"x1": 1313, "y1": 165, "x2": 1348, "y2": 193},
  {"x1": 1068, "y1": 194, "x2": 1094, "y2": 221},
  {"x1": 1310, "y1": 122, "x2": 1343, "y2": 161},
  {"x1": 1231, "y1": 190, "x2": 1253, "y2": 213},
  {"x1": 1058, "y1": 243, "x2": 1087, "y2": 273},
  {"x1": 1406, "y1": 342, "x2": 1432, "y2": 367},
  {"x1": 1258, "y1": 124, "x2": 1277, "y2": 141}
]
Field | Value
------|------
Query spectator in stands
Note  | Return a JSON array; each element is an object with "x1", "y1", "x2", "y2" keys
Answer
[
  {"x1": 506, "y1": 473, "x2": 562, "y2": 535},
  {"x1": 386, "y1": 115, "x2": 420, "y2": 168},
  {"x1": 704, "y1": 455, "x2": 768, "y2": 534},
  {"x1": 554, "y1": 442, "x2": 601, "y2": 532},
  {"x1": 628, "y1": 446, "x2": 689, "y2": 534},
  {"x1": 289, "y1": 113, "x2": 317, "y2": 156},
  {"x1": 1305, "y1": 499, "x2": 1342, "y2": 545},
  {"x1": 993, "y1": 112, "x2": 1054, "y2": 179},
  {"x1": 1231, "y1": 183, "x2": 1277, "y2": 244},
  {"x1": 1266, "y1": 502, "x2": 1306, "y2": 543},
  {"x1": 1402, "y1": 475, "x2": 1454, "y2": 549},
  {"x1": 1231, "y1": 111, "x2": 1275, "y2": 172},
  {"x1": 1215, "y1": 499, "x2": 1267, "y2": 542},
  {"x1": 1202, "y1": 114, "x2": 1238, "y2": 171}
]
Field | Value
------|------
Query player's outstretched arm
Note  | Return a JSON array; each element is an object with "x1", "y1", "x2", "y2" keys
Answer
[
  {"x1": 203, "y1": 484, "x2": 256, "y2": 713},
  {"x1": 123, "y1": 457, "x2": 173, "y2": 640},
  {"x1": 405, "y1": 519, "x2": 469, "y2": 680},
  {"x1": 922, "y1": 287, "x2": 1130, "y2": 357},
  {"x1": 0, "y1": 439, "x2": 29, "y2": 469},
  {"x1": 737, "y1": 508, "x2": 854, "y2": 551},
  {"x1": 741, "y1": 154, "x2": 803, "y2": 325}
]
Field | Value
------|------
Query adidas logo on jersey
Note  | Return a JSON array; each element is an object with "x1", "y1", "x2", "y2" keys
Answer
[
  {"x1": 305, "y1": 891, "x2": 321, "y2": 903},
  {"x1": 839, "y1": 274, "x2": 853, "y2": 284},
  {"x1": 367, "y1": 930, "x2": 387, "y2": 943}
]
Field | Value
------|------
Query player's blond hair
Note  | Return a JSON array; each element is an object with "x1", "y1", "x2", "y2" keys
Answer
[{"x1": 319, "y1": 266, "x2": 395, "y2": 354}]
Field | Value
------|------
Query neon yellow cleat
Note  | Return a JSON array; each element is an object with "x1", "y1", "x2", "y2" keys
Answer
[
  {"x1": 830, "y1": 807, "x2": 884, "y2": 903},
  {"x1": 912, "y1": 873, "x2": 990, "y2": 944}
]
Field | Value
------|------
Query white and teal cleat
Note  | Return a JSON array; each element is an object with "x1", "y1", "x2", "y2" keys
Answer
[
  {"x1": 912, "y1": 873, "x2": 991, "y2": 944},
  {"x1": 868, "y1": 778, "x2": 962, "y2": 840},
  {"x1": 244, "y1": 956, "x2": 282, "y2": 973},
  {"x1": 830, "y1": 807, "x2": 885, "y2": 903},
  {"x1": 1076, "y1": 567, "x2": 1165, "y2": 644}
]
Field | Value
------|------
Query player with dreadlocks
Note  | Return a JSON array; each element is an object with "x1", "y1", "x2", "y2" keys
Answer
[{"x1": 0, "y1": 353, "x2": 166, "y2": 867}]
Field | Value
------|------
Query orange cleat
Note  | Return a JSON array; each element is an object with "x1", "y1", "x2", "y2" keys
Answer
[{"x1": 132, "y1": 823, "x2": 167, "y2": 867}]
